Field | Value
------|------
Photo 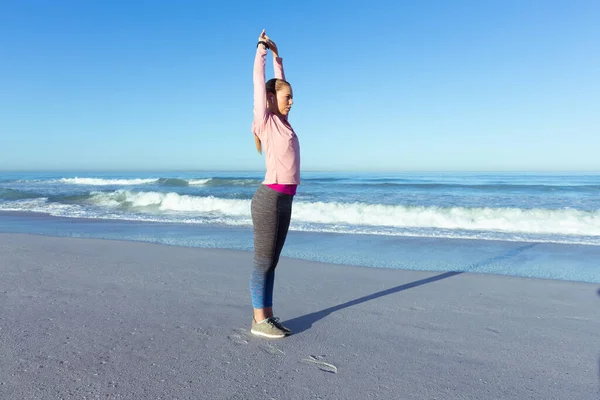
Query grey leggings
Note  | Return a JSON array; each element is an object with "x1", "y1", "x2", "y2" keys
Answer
[{"x1": 249, "y1": 184, "x2": 293, "y2": 308}]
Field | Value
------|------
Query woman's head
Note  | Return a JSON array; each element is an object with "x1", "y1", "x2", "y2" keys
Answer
[
  {"x1": 266, "y1": 78, "x2": 293, "y2": 117},
  {"x1": 254, "y1": 78, "x2": 294, "y2": 154}
]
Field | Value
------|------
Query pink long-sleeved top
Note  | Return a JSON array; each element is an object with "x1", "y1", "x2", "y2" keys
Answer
[{"x1": 252, "y1": 46, "x2": 300, "y2": 189}]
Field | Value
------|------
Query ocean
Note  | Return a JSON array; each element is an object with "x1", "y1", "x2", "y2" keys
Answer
[{"x1": 1, "y1": 171, "x2": 599, "y2": 283}]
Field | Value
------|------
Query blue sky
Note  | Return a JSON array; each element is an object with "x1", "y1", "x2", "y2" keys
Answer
[{"x1": 1, "y1": 0, "x2": 599, "y2": 172}]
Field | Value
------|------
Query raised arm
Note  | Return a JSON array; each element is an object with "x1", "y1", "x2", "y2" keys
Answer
[
  {"x1": 274, "y1": 57, "x2": 285, "y2": 81},
  {"x1": 269, "y1": 40, "x2": 286, "y2": 81},
  {"x1": 253, "y1": 34, "x2": 269, "y2": 125}
]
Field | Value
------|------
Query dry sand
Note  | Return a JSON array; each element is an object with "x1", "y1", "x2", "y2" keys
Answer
[{"x1": 1, "y1": 233, "x2": 598, "y2": 399}]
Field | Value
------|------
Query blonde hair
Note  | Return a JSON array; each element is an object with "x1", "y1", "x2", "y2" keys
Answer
[
  {"x1": 254, "y1": 134, "x2": 262, "y2": 154},
  {"x1": 254, "y1": 78, "x2": 291, "y2": 154}
]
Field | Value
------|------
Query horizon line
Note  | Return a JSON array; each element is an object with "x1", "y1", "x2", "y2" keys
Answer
[{"x1": 1, "y1": 169, "x2": 599, "y2": 174}]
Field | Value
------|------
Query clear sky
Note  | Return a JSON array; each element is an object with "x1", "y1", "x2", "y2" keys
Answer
[{"x1": 1, "y1": 0, "x2": 599, "y2": 172}]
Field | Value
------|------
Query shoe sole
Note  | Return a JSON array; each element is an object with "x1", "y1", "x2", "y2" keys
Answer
[{"x1": 250, "y1": 329, "x2": 286, "y2": 339}]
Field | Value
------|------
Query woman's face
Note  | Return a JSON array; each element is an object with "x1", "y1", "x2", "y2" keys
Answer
[{"x1": 272, "y1": 85, "x2": 293, "y2": 116}]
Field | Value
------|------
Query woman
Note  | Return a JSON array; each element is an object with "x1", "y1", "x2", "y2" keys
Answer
[{"x1": 249, "y1": 30, "x2": 300, "y2": 339}]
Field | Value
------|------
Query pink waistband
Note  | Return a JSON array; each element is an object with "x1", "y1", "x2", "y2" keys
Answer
[{"x1": 266, "y1": 183, "x2": 297, "y2": 196}]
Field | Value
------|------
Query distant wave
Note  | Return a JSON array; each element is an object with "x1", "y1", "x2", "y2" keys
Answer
[
  {"x1": 13, "y1": 176, "x2": 600, "y2": 193},
  {"x1": 156, "y1": 177, "x2": 261, "y2": 187},
  {"x1": 201, "y1": 178, "x2": 262, "y2": 186},
  {"x1": 188, "y1": 179, "x2": 212, "y2": 185},
  {"x1": 57, "y1": 178, "x2": 158, "y2": 185},
  {"x1": 341, "y1": 182, "x2": 600, "y2": 192},
  {"x1": 35, "y1": 177, "x2": 260, "y2": 187}
]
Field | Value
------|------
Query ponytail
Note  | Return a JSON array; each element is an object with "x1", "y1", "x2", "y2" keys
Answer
[{"x1": 254, "y1": 134, "x2": 262, "y2": 154}]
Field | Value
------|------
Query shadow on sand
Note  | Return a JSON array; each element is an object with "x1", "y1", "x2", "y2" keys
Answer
[{"x1": 285, "y1": 243, "x2": 538, "y2": 335}]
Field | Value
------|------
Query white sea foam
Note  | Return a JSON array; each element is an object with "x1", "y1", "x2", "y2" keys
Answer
[
  {"x1": 0, "y1": 198, "x2": 87, "y2": 216},
  {"x1": 188, "y1": 179, "x2": 212, "y2": 185},
  {"x1": 292, "y1": 201, "x2": 600, "y2": 236},
  {"x1": 83, "y1": 190, "x2": 600, "y2": 237},
  {"x1": 2, "y1": 191, "x2": 599, "y2": 242},
  {"x1": 88, "y1": 190, "x2": 250, "y2": 215}
]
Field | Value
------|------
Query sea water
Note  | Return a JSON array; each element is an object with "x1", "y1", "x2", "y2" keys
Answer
[{"x1": 1, "y1": 171, "x2": 599, "y2": 282}]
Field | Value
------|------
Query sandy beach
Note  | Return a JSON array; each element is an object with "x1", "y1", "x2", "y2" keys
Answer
[{"x1": 0, "y1": 233, "x2": 598, "y2": 399}]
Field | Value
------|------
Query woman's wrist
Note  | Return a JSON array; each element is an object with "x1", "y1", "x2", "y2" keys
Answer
[{"x1": 257, "y1": 41, "x2": 269, "y2": 50}]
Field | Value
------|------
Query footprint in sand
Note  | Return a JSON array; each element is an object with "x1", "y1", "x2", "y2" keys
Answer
[
  {"x1": 193, "y1": 328, "x2": 210, "y2": 339},
  {"x1": 301, "y1": 355, "x2": 338, "y2": 374},
  {"x1": 228, "y1": 328, "x2": 251, "y2": 345},
  {"x1": 227, "y1": 333, "x2": 248, "y2": 345},
  {"x1": 485, "y1": 327, "x2": 501, "y2": 334},
  {"x1": 227, "y1": 329, "x2": 284, "y2": 356},
  {"x1": 260, "y1": 342, "x2": 284, "y2": 356}
]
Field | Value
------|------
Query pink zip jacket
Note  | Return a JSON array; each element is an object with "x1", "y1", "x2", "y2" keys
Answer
[{"x1": 252, "y1": 46, "x2": 301, "y2": 186}]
